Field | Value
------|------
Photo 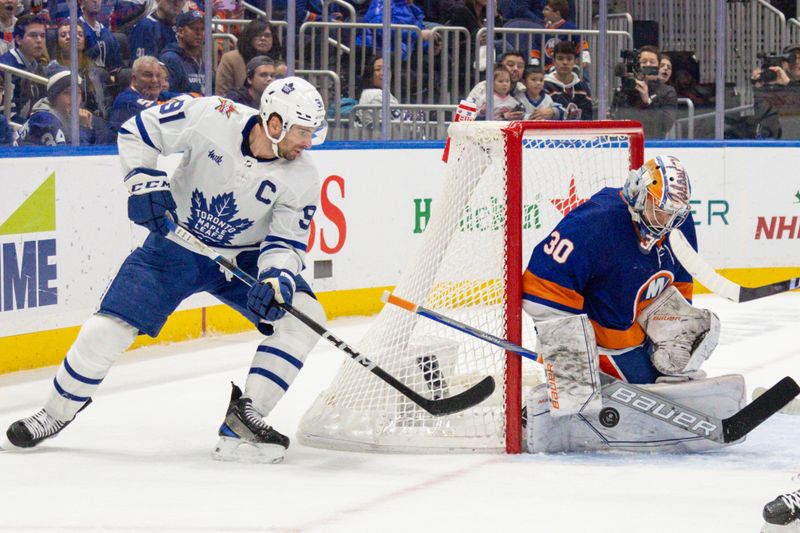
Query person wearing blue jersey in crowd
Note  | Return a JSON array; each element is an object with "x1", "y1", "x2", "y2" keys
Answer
[
  {"x1": 6, "y1": 77, "x2": 329, "y2": 465},
  {"x1": 159, "y1": 10, "x2": 206, "y2": 93},
  {"x1": 0, "y1": 14, "x2": 47, "y2": 123},
  {"x1": 107, "y1": 55, "x2": 165, "y2": 136},
  {"x1": 522, "y1": 155, "x2": 742, "y2": 454},
  {"x1": 15, "y1": 64, "x2": 111, "y2": 145},
  {"x1": 79, "y1": 0, "x2": 123, "y2": 74},
  {"x1": 128, "y1": 0, "x2": 185, "y2": 62}
]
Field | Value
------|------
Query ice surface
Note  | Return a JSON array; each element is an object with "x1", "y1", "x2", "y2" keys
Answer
[{"x1": 1, "y1": 295, "x2": 798, "y2": 532}]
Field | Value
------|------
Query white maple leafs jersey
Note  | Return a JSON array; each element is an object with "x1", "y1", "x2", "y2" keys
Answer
[{"x1": 118, "y1": 96, "x2": 320, "y2": 277}]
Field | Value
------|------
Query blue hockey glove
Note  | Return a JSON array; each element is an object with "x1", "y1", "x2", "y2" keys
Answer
[
  {"x1": 125, "y1": 169, "x2": 177, "y2": 236},
  {"x1": 246, "y1": 268, "x2": 296, "y2": 322}
]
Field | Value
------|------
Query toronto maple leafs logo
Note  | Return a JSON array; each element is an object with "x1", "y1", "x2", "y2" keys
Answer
[
  {"x1": 282, "y1": 82, "x2": 296, "y2": 94},
  {"x1": 187, "y1": 189, "x2": 254, "y2": 245}
]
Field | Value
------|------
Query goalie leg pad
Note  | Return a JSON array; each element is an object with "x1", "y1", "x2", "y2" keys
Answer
[
  {"x1": 637, "y1": 286, "x2": 720, "y2": 379},
  {"x1": 44, "y1": 314, "x2": 137, "y2": 421},
  {"x1": 535, "y1": 314, "x2": 602, "y2": 417},
  {"x1": 244, "y1": 293, "x2": 325, "y2": 416},
  {"x1": 526, "y1": 374, "x2": 746, "y2": 453}
]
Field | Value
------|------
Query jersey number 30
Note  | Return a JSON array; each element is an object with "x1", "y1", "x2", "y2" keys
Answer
[{"x1": 542, "y1": 231, "x2": 574, "y2": 264}]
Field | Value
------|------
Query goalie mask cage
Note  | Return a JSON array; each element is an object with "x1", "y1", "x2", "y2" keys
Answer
[{"x1": 298, "y1": 120, "x2": 644, "y2": 454}]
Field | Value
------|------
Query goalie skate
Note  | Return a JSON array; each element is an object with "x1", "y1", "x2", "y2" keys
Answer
[
  {"x1": 212, "y1": 383, "x2": 289, "y2": 464},
  {"x1": 762, "y1": 490, "x2": 800, "y2": 532}
]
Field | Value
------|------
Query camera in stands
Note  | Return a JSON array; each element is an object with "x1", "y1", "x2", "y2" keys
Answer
[{"x1": 755, "y1": 53, "x2": 791, "y2": 84}]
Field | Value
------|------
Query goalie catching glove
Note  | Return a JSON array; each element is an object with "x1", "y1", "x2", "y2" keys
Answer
[
  {"x1": 247, "y1": 268, "x2": 296, "y2": 322},
  {"x1": 637, "y1": 286, "x2": 720, "y2": 381},
  {"x1": 125, "y1": 169, "x2": 177, "y2": 237}
]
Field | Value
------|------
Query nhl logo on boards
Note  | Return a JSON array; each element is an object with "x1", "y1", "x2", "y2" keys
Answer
[{"x1": 599, "y1": 407, "x2": 620, "y2": 427}]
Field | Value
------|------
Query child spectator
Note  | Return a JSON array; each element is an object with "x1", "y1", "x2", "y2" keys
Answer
[
  {"x1": 520, "y1": 66, "x2": 563, "y2": 119},
  {"x1": 543, "y1": 40, "x2": 591, "y2": 119},
  {"x1": 0, "y1": 0, "x2": 16, "y2": 55},
  {"x1": 475, "y1": 65, "x2": 525, "y2": 120},
  {"x1": 215, "y1": 19, "x2": 282, "y2": 96},
  {"x1": 530, "y1": 0, "x2": 589, "y2": 76}
]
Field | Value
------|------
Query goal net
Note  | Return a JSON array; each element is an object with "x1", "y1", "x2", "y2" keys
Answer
[{"x1": 298, "y1": 120, "x2": 644, "y2": 453}]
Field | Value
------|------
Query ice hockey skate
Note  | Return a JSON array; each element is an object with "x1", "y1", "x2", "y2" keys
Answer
[
  {"x1": 212, "y1": 383, "x2": 289, "y2": 464},
  {"x1": 4, "y1": 408, "x2": 74, "y2": 450},
  {"x1": 762, "y1": 490, "x2": 800, "y2": 532}
]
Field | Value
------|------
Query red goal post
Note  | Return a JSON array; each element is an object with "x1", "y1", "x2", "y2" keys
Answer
[{"x1": 502, "y1": 120, "x2": 644, "y2": 452}]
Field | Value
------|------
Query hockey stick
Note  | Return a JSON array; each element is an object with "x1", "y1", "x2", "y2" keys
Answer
[
  {"x1": 669, "y1": 230, "x2": 800, "y2": 303},
  {"x1": 163, "y1": 220, "x2": 495, "y2": 416},
  {"x1": 753, "y1": 387, "x2": 800, "y2": 416},
  {"x1": 382, "y1": 291, "x2": 800, "y2": 443}
]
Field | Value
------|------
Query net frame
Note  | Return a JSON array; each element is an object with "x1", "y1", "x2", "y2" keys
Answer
[{"x1": 299, "y1": 120, "x2": 645, "y2": 454}]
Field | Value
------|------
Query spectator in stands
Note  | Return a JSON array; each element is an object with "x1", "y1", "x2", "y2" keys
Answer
[
  {"x1": 530, "y1": 0, "x2": 589, "y2": 77},
  {"x1": 659, "y1": 53, "x2": 673, "y2": 85},
  {"x1": 79, "y1": 0, "x2": 123, "y2": 74},
  {"x1": 355, "y1": 54, "x2": 399, "y2": 129},
  {"x1": 520, "y1": 65, "x2": 563, "y2": 119},
  {"x1": 274, "y1": 59, "x2": 287, "y2": 78},
  {"x1": 268, "y1": 0, "x2": 343, "y2": 25},
  {"x1": 0, "y1": 14, "x2": 47, "y2": 123},
  {"x1": 107, "y1": 55, "x2": 162, "y2": 136},
  {"x1": 223, "y1": 55, "x2": 274, "y2": 108},
  {"x1": 361, "y1": 0, "x2": 441, "y2": 60},
  {"x1": 128, "y1": 0, "x2": 185, "y2": 62},
  {"x1": 467, "y1": 50, "x2": 526, "y2": 105},
  {"x1": 448, "y1": 0, "x2": 501, "y2": 37},
  {"x1": 612, "y1": 45, "x2": 677, "y2": 139},
  {"x1": 15, "y1": 64, "x2": 111, "y2": 145},
  {"x1": 0, "y1": 81, "x2": 13, "y2": 143},
  {"x1": 160, "y1": 10, "x2": 206, "y2": 94},
  {"x1": 0, "y1": 0, "x2": 16, "y2": 55},
  {"x1": 50, "y1": 21, "x2": 109, "y2": 118},
  {"x1": 543, "y1": 40, "x2": 591, "y2": 119},
  {"x1": 421, "y1": 0, "x2": 464, "y2": 24},
  {"x1": 474, "y1": 65, "x2": 525, "y2": 120},
  {"x1": 752, "y1": 45, "x2": 800, "y2": 88},
  {"x1": 215, "y1": 19, "x2": 282, "y2": 96}
]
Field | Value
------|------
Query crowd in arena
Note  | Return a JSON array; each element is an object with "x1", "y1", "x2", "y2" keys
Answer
[{"x1": 1, "y1": 0, "x2": 800, "y2": 145}]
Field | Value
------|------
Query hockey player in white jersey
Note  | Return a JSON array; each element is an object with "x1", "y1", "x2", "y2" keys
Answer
[{"x1": 5, "y1": 77, "x2": 328, "y2": 463}]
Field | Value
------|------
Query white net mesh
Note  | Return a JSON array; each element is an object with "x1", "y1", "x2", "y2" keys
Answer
[{"x1": 298, "y1": 121, "x2": 643, "y2": 453}]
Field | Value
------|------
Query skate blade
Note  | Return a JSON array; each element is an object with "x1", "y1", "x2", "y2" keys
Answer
[
  {"x1": 212, "y1": 436, "x2": 285, "y2": 464},
  {"x1": 762, "y1": 521, "x2": 800, "y2": 532}
]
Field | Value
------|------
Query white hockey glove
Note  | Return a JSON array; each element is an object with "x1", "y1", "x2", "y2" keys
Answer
[{"x1": 637, "y1": 286, "x2": 720, "y2": 382}]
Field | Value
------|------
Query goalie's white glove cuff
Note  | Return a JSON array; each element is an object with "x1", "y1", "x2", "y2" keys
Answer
[{"x1": 124, "y1": 167, "x2": 170, "y2": 195}]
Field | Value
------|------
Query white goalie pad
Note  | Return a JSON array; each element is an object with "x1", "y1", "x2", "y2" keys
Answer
[
  {"x1": 535, "y1": 314, "x2": 602, "y2": 417},
  {"x1": 526, "y1": 374, "x2": 746, "y2": 453},
  {"x1": 637, "y1": 286, "x2": 721, "y2": 379}
]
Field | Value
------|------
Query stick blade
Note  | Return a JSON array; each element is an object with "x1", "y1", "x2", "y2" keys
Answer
[
  {"x1": 723, "y1": 377, "x2": 800, "y2": 442},
  {"x1": 418, "y1": 376, "x2": 496, "y2": 416}
]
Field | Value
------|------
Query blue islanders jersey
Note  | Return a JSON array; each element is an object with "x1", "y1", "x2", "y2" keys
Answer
[{"x1": 522, "y1": 187, "x2": 697, "y2": 352}]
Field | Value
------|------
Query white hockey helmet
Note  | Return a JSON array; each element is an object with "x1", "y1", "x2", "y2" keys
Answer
[
  {"x1": 259, "y1": 76, "x2": 328, "y2": 153},
  {"x1": 623, "y1": 155, "x2": 692, "y2": 252}
]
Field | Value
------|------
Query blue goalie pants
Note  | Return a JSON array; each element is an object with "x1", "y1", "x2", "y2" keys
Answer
[{"x1": 99, "y1": 232, "x2": 313, "y2": 337}]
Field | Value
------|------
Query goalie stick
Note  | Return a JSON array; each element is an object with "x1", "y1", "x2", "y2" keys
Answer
[
  {"x1": 164, "y1": 220, "x2": 495, "y2": 416},
  {"x1": 669, "y1": 230, "x2": 800, "y2": 303},
  {"x1": 381, "y1": 291, "x2": 800, "y2": 443}
]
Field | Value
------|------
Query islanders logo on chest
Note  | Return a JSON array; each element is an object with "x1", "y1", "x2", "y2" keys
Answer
[
  {"x1": 187, "y1": 189, "x2": 254, "y2": 245},
  {"x1": 632, "y1": 270, "x2": 674, "y2": 318}
]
